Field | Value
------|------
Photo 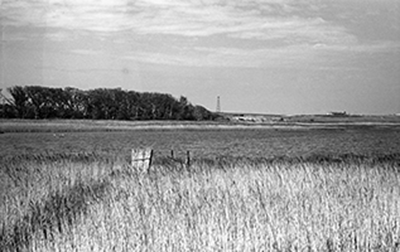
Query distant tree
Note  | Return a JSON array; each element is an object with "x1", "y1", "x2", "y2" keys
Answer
[
  {"x1": 0, "y1": 104, "x2": 15, "y2": 118},
  {"x1": 126, "y1": 91, "x2": 140, "y2": 119},
  {"x1": 8, "y1": 86, "x2": 32, "y2": 118},
  {"x1": 193, "y1": 105, "x2": 217, "y2": 121},
  {"x1": 24, "y1": 86, "x2": 53, "y2": 118},
  {"x1": 177, "y1": 96, "x2": 195, "y2": 120},
  {"x1": 6, "y1": 85, "x2": 217, "y2": 121}
]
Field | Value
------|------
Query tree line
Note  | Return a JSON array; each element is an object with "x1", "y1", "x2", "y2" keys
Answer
[{"x1": 0, "y1": 86, "x2": 218, "y2": 121}]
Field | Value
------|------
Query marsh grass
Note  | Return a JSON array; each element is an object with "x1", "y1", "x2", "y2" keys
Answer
[
  {"x1": 0, "y1": 153, "x2": 122, "y2": 251},
  {"x1": 1, "y1": 153, "x2": 399, "y2": 252},
  {"x1": 0, "y1": 119, "x2": 236, "y2": 133}
]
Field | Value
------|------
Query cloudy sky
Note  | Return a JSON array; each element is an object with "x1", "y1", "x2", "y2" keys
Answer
[{"x1": 1, "y1": 0, "x2": 399, "y2": 114}]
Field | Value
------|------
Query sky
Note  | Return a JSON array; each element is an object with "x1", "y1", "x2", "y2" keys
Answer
[{"x1": 0, "y1": 0, "x2": 399, "y2": 115}]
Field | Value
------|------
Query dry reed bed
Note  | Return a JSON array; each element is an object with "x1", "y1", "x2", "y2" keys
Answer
[
  {"x1": 1, "y1": 155, "x2": 399, "y2": 252},
  {"x1": 0, "y1": 119, "x2": 291, "y2": 133},
  {"x1": 0, "y1": 156, "x2": 118, "y2": 251}
]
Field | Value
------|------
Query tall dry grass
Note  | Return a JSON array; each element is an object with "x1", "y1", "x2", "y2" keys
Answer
[{"x1": 1, "y1": 154, "x2": 399, "y2": 252}]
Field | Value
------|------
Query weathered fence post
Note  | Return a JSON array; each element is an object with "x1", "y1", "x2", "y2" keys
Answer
[
  {"x1": 131, "y1": 148, "x2": 153, "y2": 174},
  {"x1": 186, "y1": 150, "x2": 191, "y2": 167}
]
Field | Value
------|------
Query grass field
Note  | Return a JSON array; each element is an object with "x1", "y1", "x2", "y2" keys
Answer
[{"x1": 1, "y1": 120, "x2": 399, "y2": 251}]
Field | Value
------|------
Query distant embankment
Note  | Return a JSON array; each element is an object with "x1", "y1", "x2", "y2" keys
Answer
[{"x1": 221, "y1": 112, "x2": 400, "y2": 125}]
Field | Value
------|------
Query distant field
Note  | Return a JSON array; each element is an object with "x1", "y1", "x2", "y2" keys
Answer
[
  {"x1": 1, "y1": 119, "x2": 399, "y2": 161},
  {"x1": 0, "y1": 119, "x2": 229, "y2": 133},
  {"x1": 1, "y1": 117, "x2": 399, "y2": 133},
  {"x1": 1, "y1": 119, "x2": 399, "y2": 251}
]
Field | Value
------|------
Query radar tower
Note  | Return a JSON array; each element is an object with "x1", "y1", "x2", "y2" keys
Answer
[{"x1": 216, "y1": 96, "x2": 221, "y2": 113}]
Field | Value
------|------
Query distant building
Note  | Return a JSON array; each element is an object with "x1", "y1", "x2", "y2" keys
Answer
[
  {"x1": 328, "y1": 111, "x2": 348, "y2": 117},
  {"x1": 231, "y1": 115, "x2": 270, "y2": 123}
]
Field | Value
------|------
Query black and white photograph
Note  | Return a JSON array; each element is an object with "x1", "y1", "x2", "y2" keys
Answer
[{"x1": 1, "y1": 0, "x2": 399, "y2": 251}]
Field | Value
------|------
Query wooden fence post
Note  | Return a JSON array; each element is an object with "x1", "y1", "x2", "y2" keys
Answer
[
  {"x1": 186, "y1": 150, "x2": 191, "y2": 166},
  {"x1": 131, "y1": 148, "x2": 153, "y2": 174},
  {"x1": 148, "y1": 149, "x2": 154, "y2": 168}
]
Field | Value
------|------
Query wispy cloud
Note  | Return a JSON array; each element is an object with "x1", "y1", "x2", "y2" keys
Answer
[
  {"x1": 1, "y1": 0, "x2": 352, "y2": 45},
  {"x1": 125, "y1": 38, "x2": 400, "y2": 70},
  {"x1": 313, "y1": 41, "x2": 400, "y2": 53},
  {"x1": 1, "y1": 0, "x2": 131, "y2": 32},
  {"x1": 70, "y1": 49, "x2": 102, "y2": 56},
  {"x1": 124, "y1": 44, "x2": 324, "y2": 69},
  {"x1": 38, "y1": 65, "x2": 118, "y2": 73},
  {"x1": 2, "y1": 0, "x2": 398, "y2": 69}
]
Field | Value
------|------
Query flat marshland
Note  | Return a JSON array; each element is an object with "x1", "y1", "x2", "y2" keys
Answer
[{"x1": 1, "y1": 120, "x2": 400, "y2": 251}]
